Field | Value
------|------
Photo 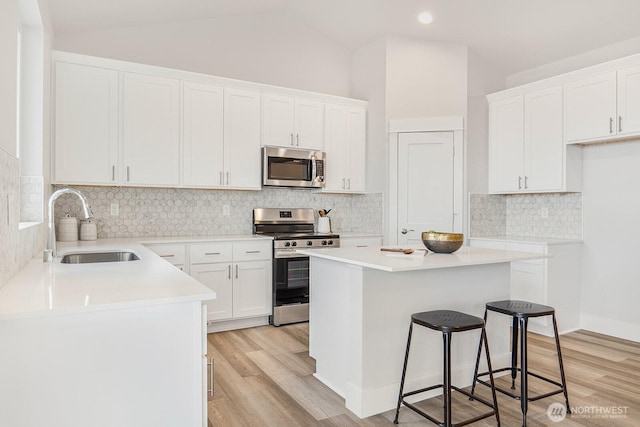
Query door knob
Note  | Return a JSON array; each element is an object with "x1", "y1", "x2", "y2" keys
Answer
[{"x1": 401, "y1": 228, "x2": 414, "y2": 235}]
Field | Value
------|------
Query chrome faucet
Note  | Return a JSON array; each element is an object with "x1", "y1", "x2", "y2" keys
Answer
[{"x1": 43, "y1": 188, "x2": 93, "y2": 262}]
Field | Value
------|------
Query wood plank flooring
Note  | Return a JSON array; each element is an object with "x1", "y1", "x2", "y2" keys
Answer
[{"x1": 207, "y1": 325, "x2": 640, "y2": 426}]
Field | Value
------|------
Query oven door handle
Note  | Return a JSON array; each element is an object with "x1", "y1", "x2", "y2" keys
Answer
[{"x1": 274, "y1": 251, "x2": 309, "y2": 259}]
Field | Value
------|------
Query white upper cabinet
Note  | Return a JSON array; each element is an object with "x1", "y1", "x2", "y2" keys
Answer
[
  {"x1": 564, "y1": 72, "x2": 616, "y2": 143},
  {"x1": 489, "y1": 86, "x2": 577, "y2": 194},
  {"x1": 223, "y1": 88, "x2": 261, "y2": 189},
  {"x1": 122, "y1": 73, "x2": 180, "y2": 186},
  {"x1": 182, "y1": 82, "x2": 224, "y2": 187},
  {"x1": 322, "y1": 104, "x2": 366, "y2": 193},
  {"x1": 565, "y1": 64, "x2": 640, "y2": 143},
  {"x1": 182, "y1": 84, "x2": 261, "y2": 189},
  {"x1": 53, "y1": 62, "x2": 118, "y2": 185},
  {"x1": 262, "y1": 93, "x2": 324, "y2": 150}
]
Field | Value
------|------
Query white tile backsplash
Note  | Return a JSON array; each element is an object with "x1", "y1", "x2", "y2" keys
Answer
[
  {"x1": 53, "y1": 186, "x2": 383, "y2": 238},
  {"x1": 470, "y1": 192, "x2": 582, "y2": 239}
]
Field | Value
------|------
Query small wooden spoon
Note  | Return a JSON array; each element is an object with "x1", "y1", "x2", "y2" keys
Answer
[{"x1": 380, "y1": 248, "x2": 414, "y2": 254}]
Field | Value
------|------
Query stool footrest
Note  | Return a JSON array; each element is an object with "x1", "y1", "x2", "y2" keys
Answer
[
  {"x1": 475, "y1": 368, "x2": 566, "y2": 402},
  {"x1": 401, "y1": 384, "x2": 498, "y2": 427}
]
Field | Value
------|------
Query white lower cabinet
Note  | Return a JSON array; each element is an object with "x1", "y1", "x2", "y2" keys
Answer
[
  {"x1": 340, "y1": 235, "x2": 383, "y2": 248},
  {"x1": 144, "y1": 243, "x2": 188, "y2": 273},
  {"x1": 188, "y1": 240, "x2": 272, "y2": 329},
  {"x1": 469, "y1": 238, "x2": 581, "y2": 335}
]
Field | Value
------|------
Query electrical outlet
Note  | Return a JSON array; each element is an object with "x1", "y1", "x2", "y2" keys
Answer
[
  {"x1": 223, "y1": 205, "x2": 230, "y2": 216},
  {"x1": 540, "y1": 207, "x2": 549, "y2": 218},
  {"x1": 110, "y1": 201, "x2": 120, "y2": 216}
]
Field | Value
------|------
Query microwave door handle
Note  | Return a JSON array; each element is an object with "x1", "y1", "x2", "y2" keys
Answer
[{"x1": 311, "y1": 156, "x2": 317, "y2": 183}]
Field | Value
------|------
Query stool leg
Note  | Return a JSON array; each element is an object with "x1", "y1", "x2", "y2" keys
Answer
[
  {"x1": 470, "y1": 308, "x2": 488, "y2": 397},
  {"x1": 394, "y1": 322, "x2": 413, "y2": 424},
  {"x1": 443, "y1": 331, "x2": 452, "y2": 427},
  {"x1": 519, "y1": 317, "x2": 529, "y2": 427},
  {"x1": 511, "y1": 316, "x2": 519, "y2": 390},
  {"x1": 482, "y1": 327, "x2": 501, "y2": 426},
  {"x1": 552, "y1": 314, "x2": 571, "y2": 414}
]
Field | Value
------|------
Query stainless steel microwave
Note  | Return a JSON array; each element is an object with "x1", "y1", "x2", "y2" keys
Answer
[{"x1": 262, "y1": 146, "x2": 325, "y2": 188}]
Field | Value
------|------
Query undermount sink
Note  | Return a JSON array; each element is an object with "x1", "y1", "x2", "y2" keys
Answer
[{"x1": 60, "y1": 251, "x2": 140, "y2": 264}]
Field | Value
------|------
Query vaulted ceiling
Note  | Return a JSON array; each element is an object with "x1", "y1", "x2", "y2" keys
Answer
[{"x1": 49, "y1": 0, "x2": 640, "y2": 77}]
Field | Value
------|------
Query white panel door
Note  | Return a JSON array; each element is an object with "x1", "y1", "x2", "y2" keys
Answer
[
  {"x1": 397, "y1": 132, "x2": 454, "y2": 246},
  {"x1": 232, "y1": 260, "x2": 272, "y2": 319},
  {"x1": 183, "y1": 82, "x2": 224, "y2": 187},
  {"x1": 345, "y1": 107, "x2": 366, "y2": 192},
  {"x1": 122, "y1": 73, "x2": 180, "y2": 186},
  {"x1": 262, "y1": 93, "x2": 295, "y2": 147},
  {"x1": 524, "y1": 86, "x2": 563, "y2": 191},
  {"x1": 617, "y1": 64, "x2": 640, "y2": 136},
  {"x1": 294, "y1": 98, "x2": 324, "y2": 150},
  {"x1": 190, "y1": 263, "x2": 233, "y2": 321},
  {"x1": 489, "y1": 95, "x2": 524, "y2": 193},
  {"x1": 564, "y1": 72, "x2": 616, "y2": 143},
  {"x1": 54, "y1": 62, "x2": 118, "y2": 185},
  {"x1": 224, "y1": 88, "x2": 261, "y2": 189},
  {"x1": 323, "y1": 103, "x2": 347, "y2": 191}
]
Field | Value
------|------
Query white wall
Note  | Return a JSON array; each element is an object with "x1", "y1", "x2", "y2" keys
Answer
[
  {"x1": 580, "y1": 140, "x2": 640, "y2": 341},
  {"x1": 0, "y1": 0, "x2": 18, "y2": 157},
  {"x1": 54, "y1": 12, "x2": 352, "y2": 97}
]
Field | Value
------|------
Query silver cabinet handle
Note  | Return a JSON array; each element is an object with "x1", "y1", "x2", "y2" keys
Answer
[
  {"x1": 401, "y1": 228, "x2": 414, "y2": 234},
  {"x1": 610, "y1": 117, "x2": 614, "y2": 134},
  {"x1": 342, "y1": 178, "x2": 346, "y2": 189},
  {"x1": 347, "y1": 178, "x2": 351, "y2": 189},
  {"x1": 619, "y1": 115, "x2": 623, "y2": 132},
  {"x1": 524, "y1": 176, "x2": 528, "y2": 189},
  {"x1": 228, "y1": 264, "x2": 231, "y2": 279},
  {"x1": 219, "y1": 172, "x2": 223, "y2": 185},
  {"x1": 518, "y1": 176, "x2": 522, "y2": 189},
  {"x1": 204, "y1": 252, "x2": 220, "y2": 256},
  {"x1": 245, "y1": 250, "x2": 260, "y2": 254},
  {"x1": 112, "y1": 165, "x2": 115, "y2": 181},
  {"x1": 235, "y1": 264, "x2": 239, "y2": 279},
  {"x1": 226, "y1": 172, "x2": 229, "y2": 185},
  {"x1": 127, "y1": 166, "x2": 130, "y2": 182},
  {"x1": 290, "y1": 133, "x2": 294, "y2": 146},
  {"x1": 207, "y1": 357, "x2": 214, "y2": 399},
  {"x1": 296, "y1": 134, "x2": 300, "y2": 146},
  {"x1": 160, "y1": 254, "x2": 175, "y2": 258}
]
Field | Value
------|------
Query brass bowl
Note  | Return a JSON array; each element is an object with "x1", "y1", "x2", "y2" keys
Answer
[{"x1": 421, "y1": 231, "x2": 464, "y2": 253}]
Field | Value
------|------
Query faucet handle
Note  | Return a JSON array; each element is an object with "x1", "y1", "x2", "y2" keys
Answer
[{"x1": 43, "y1": 249, "x2": 53, "y2": 263}]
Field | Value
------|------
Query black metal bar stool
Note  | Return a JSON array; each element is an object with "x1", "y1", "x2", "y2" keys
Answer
[
  {"x1": 394, "y1": 310, "x2": 500, "y2": 427},
  {"x1": 471, "y1": 300, "x2": 571, "y2": 427}
]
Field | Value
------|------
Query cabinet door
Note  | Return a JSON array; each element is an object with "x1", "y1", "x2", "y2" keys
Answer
[
  {"x1": 617, "y1": 64, "x2": 640, "y2": 136},
  {"x1": 224, "y1": 88, "x2": 261, "y2": 189},
  {"x1": 564, "y1": 72, "x2": 616, "y2": 143},
  {"x1": 232, "y1": 260, "x2": 272, "y2": 319},
  {"x1": 323, "y1": 103, "x2": 347, "y2": 191},
  {"x1": 345, "y1": 107, "x2": 366, "y2": 192},
  {"x1": 261, "y1": 93, "x2": 295, "y2": 147},
  {"x1": 524, "y1": 86, "x2": 563, "y2": 191},
  {"x1": 294, "y1": 98, "x2": 324, "y2": 150},
  {"x1": 510, "y1": 262, "x2": 546, "y2": 305},
  {"x1": 122, "y1": 73, "x2": 180, "y2": 186},
  {"x1": 489, "y1": 95, "x2": 524, "y2": 193},
  {"x1": 54, "y1": 62, "x2": 118, "y2": 185},
  {"x1": 183, "y1": 82, "x2": 224, "y2": 187},
  {"x1": 190, "y1": 263, "x2": 233, "y2": 321}
]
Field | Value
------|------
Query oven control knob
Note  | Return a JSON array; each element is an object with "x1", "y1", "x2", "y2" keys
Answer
[
  {"x1": 327, "y1": 240, "x2": 334, "y2": 246},
  {"x1": 291, "y1": 241, "x2": 297, "y2": 247},
  {"x1": 284, "y1": 242, "x2": 291, "y2": 247},
  {"x1": 306, "y1": 241, "x2": 313, "y2": 246},
  {"x1": 321, "y1": 240, "x2": 327, "y2": 246}
]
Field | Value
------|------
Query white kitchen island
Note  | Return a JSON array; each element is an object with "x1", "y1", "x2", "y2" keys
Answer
[{"x1": 297, "y1": 245, "x2": 547, "y2": 419}]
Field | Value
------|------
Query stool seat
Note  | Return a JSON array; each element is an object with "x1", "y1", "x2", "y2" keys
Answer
[
  {"x1": 412, "y1": 310, "x2": 485, "y2": 333},
  {"x1": 486, "y1": 300, "x2": 555, "y2": 318}
]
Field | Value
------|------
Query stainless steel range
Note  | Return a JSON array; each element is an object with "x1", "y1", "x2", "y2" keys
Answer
[{"x1": 253, "y1": 208, "x2": 340, "y2": 326}]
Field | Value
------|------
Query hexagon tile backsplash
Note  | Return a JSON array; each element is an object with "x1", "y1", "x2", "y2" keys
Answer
[
  {"x1": 470, "y1": 193, "x2": 583, "y2": 239},
  {"x1": 54, "y1": 186, "x2": 383, "y2": 238}
]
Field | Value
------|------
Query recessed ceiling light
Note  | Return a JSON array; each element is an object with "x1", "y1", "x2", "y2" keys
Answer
[{"x1": 418, "y1": 12, "x2": 433, "y2": 25}]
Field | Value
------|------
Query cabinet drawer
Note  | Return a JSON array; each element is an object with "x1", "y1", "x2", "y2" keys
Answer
[
  {"x1": 190, "y1": 242, "x2": 233, "y2": 264},
  {"x1": 146, "y1": 244, "x2": 186, "y2": 266},
  {"x1": 233, "y1": 241, "x2": 272, "y2": 261},
  {"x1": 341, "y1": 236, "x2": 382, "y2": 248}
]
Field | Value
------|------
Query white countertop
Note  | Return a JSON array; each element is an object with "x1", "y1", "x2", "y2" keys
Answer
[
  {"x1": 0, "y1": 239, "x2": 218, "y2": 320},
  {"x1": 297, "y1": 245, "x2": 548, "y2": 272},
  {"x1": 469, "y1": 235, "x2": 583, "y2": 245}
]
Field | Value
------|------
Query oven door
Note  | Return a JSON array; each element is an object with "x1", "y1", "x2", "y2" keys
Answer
[
  {"x1": 273, "y1": 255, "x2": 309, "y2": 306},
  {"x1": 263, "y1": 146, "x2": 325, "y2": 188}
]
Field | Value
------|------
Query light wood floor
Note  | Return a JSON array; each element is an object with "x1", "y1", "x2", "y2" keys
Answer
[{"x1": 207, "y1": 325, "x2": 640, "y2": 426}]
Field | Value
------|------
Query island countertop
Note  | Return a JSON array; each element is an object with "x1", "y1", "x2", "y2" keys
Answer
[{"x1": 297, "y1": 245, "x2": 548, "y2": 272}]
